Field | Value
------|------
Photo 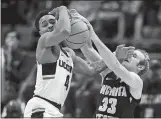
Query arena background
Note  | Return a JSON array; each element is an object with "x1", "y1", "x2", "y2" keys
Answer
[{"x1": 1, "y1": 0, "x2": 161, "y2": 118}]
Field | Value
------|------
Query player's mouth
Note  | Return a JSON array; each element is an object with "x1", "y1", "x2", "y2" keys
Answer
[
  {"x1": 124, "y1": 59, "x2": 129, "y2": 62},
  {"x1": 48, "y1": 26, "x2": 54, "y2": 32},
  {"x1": 48, "y1": 28, "x2": 53, "y2": 32}
]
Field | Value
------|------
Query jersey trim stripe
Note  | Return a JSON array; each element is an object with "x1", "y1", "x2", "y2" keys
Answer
[
  {"x1": 43, "y1": 75, "x2": 55, "y2": 80},
  {"x1": 32, "y1": 108, "x2": 45, "y2": 113},
  {"x1": 60, "y1": 47, "x2": 69, "y2": 57},
  {"x1": 42, "y1": 62, "x2": 57, "y2": 75}
]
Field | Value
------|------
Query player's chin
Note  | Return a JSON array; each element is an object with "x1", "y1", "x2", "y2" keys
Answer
[
  {"x1": 48, "y1": 29, "x2": 54, "y2": 32},
  {"x1": 122, "y1": 61, "x2": 128, "y2": 67}
]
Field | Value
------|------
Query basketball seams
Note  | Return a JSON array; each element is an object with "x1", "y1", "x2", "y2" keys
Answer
[
  {"x1": 66, "y1": 39, "x2": 87, "y2": 44},
  {"x1": 66, "y1": 18, "x2": 89, "y2": 49},
  {"x1": 70, "y1": 29, "x2": 89, "y2": 36},
  {"x1": 71, "y1": 20, "x2": 82, "y2": 26}
]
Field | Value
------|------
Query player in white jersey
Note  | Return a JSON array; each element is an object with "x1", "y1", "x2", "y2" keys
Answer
[{"x1": 24, "y1": 6, "x2": 107, "y2": 118}]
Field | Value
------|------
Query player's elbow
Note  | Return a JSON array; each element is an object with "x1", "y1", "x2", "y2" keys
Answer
[
  {"x1": 36, "y1": 51, "x2": 45, "y2": 64},
  {"x1": 36, "y1": 55, "x2": 43, "y2": 64},
  {"x1": 60, "y1": 27, "x2": 71, "y2": 36},
  {"x1": 87, "y1": 69, "x2": 98, "y2": 77},
  {"x1": 131, "y1": 76, "x2": 143, "y2": 89}
]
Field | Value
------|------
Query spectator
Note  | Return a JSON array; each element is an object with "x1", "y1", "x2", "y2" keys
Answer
[
  {"x1": 141, "y1": 0, "x2": 161, "y2": 39},
  {"x1": 1, "y1": 47, "x2": 6, "y2": 108},
  {"x1": 18, "y1": 64, "x2": 37, "y2": 105},
  {"x1": 79, "y1": 75, "x2": 101, "y2": 118},
  {"x1": 121, "y1": 1, "x2": 143, "y2": 38},
  {"x1": 1, "y1": 0, "x2": 28, "y2": 27},
  {"x1": 75, "y1": 75, "x2": 101, "y2": 118},
  {"x1": 62, "y1": 74, "x2": 77, "y2": 118},
  {"x1": 1, "y1": 99, "x2": 24, "y2": 118},
  {"x1": 134, "y1": 59, "x2": 161, "y2": 118},
  {"x1": 1, "y1": 30, "x2": 35, "y2": 111}
]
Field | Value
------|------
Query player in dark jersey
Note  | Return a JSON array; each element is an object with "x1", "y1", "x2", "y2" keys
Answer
[
  {"x1": 86, "y1": 22, "x2": 150, "y2": 118},
  {"x1": 71, "y1": 9, "x2": 140, "y2": 118}
]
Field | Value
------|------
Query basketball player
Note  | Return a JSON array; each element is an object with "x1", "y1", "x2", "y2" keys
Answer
[
  {"x1": 24, "y1": 6, "x2": 107, "y2": 118},
  {"x1": 85, "y1": 22, "x2": 150, "y2": 118}
]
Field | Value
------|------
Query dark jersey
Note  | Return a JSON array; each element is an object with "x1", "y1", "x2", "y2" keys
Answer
[{"x1": 96, "y1": 72, "x2": 141, "y2": 118}]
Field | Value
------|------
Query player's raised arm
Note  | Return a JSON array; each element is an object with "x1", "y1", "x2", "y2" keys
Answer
[
  {"x1": 81, "y1": 40, "x2": 102, "y2": 62},
  {"x1": 39, "y1": 6, "x2": 71, "y2": 47},
  {"x1": 73, "y1": 56, "x2": 107, "y2": 76},
  {"x1": 64, "y1": 47, "x2": 107, "y2": 76},
  {"x1": 89, "y1": 24, "x2": 146, "y2": 89}
]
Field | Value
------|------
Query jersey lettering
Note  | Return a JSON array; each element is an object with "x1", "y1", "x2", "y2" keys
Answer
[
  {"x1": 64, "y1": 75, "x2": 70, "y2": 90},
  {"x1": 59, "y1": 60, "x2": 72, "y2": 73},
  {"x1": 100, "y1": 85, "x2": 127, "y2": 97},
  {"x1": 99, "y1": 97, "x2": 117, "y2": 114}
]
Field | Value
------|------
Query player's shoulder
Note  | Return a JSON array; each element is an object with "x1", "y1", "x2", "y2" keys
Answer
[
  {"x1": 129, "y1": 72, "x2": 143, "y2": 87},
  {"x1": 100, "y1": 68, "x2": 112, "y2": 78},
  {"x1": 130, "y1": 72, "x2": 141, "y2": 79},
  {"x1": 39, "y1": 32, "x2": 50, "y2": 42},
  {"x1": 63, "y1": 47, "x2": 76, "y2": 57}
]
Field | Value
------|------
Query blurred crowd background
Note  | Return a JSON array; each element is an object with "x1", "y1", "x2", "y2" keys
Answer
[{"x1": 1, "y1": 0, "x2": 161, "y2": 118}]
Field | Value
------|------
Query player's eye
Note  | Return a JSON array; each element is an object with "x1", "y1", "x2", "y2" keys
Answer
[
  {"x1": 49, "y1": 19, "x2": 56, "y2": 24},
  {"x1": 133, "y1": 53, "x2": 137, "y2": 58},
  {"x1": 42, "y1": 21, "x2": 48, "y2": 27}
]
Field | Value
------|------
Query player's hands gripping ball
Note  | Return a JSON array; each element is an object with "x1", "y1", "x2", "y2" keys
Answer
[{"x1": 49, "y1": 6, "x2": 68, "y2": 20}]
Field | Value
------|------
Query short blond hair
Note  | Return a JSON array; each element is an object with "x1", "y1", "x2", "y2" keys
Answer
[{"x1": 137, "y1": 49, "x2": 150, "y2": 76}]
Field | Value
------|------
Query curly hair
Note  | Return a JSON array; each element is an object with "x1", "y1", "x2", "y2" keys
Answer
[
  {"x1": 137, "y1": 49, "x2": 150, "y2": 76},
  {"x1": 35, "y1": 9, "x2": 50, "y2": 31}
]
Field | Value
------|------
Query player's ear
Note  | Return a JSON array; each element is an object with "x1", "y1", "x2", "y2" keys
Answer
[
  {"x1": 138, "y1": 65, "x2": 145, "y2": 71},
  {"x1": 39, "y1": 31, "x2": 43, "y2": 35}
]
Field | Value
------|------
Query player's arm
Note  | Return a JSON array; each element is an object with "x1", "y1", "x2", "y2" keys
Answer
[
  {"x1": 73, "y1": 56, "x2": 107, "y2": 76},
  {"x1": 80, "y1": 40, "x2": 131, "y2": 76},
  {"x1": 40, "y1": 6, "x2": 71, "y2": 47},
  {"x1": 90, "y1": 26, "x2": 143, "y2": 89},
  {"x1": 80, "y1": 40, "x2": 102, "y2": 62},
  {"x1": 65, "y1": 48, "x2": 107, "y2": 76},
  {"x1": 80, "y1": 40, "x2": 112, "y2": 77}
]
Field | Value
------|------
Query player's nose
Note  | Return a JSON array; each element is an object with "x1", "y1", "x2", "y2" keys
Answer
[
  {"x1": 48, "y1": 25, "x2": 54, "y2": 30},
  {"x1": 48, "y1": 23, "x2": 53, "y2": 28}
]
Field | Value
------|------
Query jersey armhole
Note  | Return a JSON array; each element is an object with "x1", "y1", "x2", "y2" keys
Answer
[
  {"x1": 130, "y1": 93, "x2": 141, "y2": 103},
  {"x1": 127, "y1": 85, "x2": 141, "y2": 103},
  {"x1": 100, "y1": 69, "x2": 112, "y2": 79}
]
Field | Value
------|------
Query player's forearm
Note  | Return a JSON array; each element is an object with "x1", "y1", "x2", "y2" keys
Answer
[
  {"x1": 73, "y1": 55, "x2": 104, "y2": 77},
  {"x1": 55, "y1": 6, "x2": 71, "y2": 34},
  {"x1": 92, "y1": 33, "x2": 121, "y2": 71},
  {"x1": 90, "y1": 60, "x2": 107, "y2": 76},
  {"x1": 45, "y1": 7, "x2": 71, "y2": 47},
  {"x1": 81, "y1": 47, "x2": 102, "y2": 63}
]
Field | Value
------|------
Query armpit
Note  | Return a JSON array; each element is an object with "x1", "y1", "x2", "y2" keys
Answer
[{"x1": 63, "y1": 47, "x2": 76, "y2": 57}]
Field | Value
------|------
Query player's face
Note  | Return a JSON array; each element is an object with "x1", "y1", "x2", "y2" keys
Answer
[
  {"x1": 5, "y1": 32, "x2": 19, "y2": 49},
  {"x1": 122, "y1": 50, "x2": 145, "y2": 73},
  {"x1": 39, "y1": 15, "x2": 57, "y2": 35}
]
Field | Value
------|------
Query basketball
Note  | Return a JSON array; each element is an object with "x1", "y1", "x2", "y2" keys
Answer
[{"x1": 64, "y1": 18, "x2": 90, "y2": 49}]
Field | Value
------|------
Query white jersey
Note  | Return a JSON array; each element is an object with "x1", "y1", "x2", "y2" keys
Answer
[{"x1": 34, "y1": 48, "x2": 73, "y2": 106}]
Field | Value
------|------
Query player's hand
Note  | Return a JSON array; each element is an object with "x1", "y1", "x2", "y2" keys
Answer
[
  {"x1": 49, "y1": 7, "x2": 59, "y2": 20},
  {"x1": 69, "y1": 9, "x2": 89, "y2": 24},
  {"x1": 115, "y1": 44, "x2": 135, "y2": 60},
  {"x1": 69, "y1": 9, "x2": 96, "y2": 41},
  {"x1": 49, "y1": 6, "x2": 68, "y2": 20}
]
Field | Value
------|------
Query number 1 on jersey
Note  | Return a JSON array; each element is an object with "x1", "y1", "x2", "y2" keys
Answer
[{"x1": 64, "y1": 75, "x2": 70, "y2": 90}]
